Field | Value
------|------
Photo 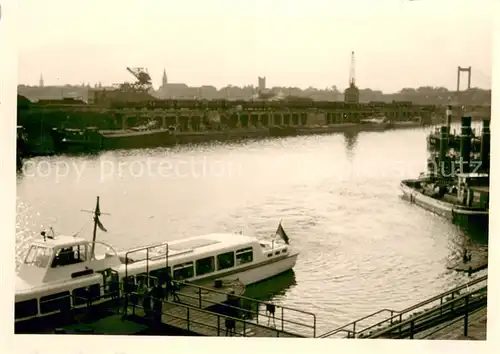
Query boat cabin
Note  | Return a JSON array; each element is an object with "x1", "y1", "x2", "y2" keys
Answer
[
  {"x1": 456, "y1": 173, "x2": 489, "y2": 209},
  {"x1": 115, "y1": 233, "x2": 290, "y2": 287},
  {"x1": 17, "y1": 233, "x2": 121, "y2": 287}
]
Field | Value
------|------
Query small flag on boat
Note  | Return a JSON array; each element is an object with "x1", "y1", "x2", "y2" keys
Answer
[
  {"x1": 94, "y1": 197, "x2": 107, "y2": 232},
  {"x1": 95, "y1": 217, "x2": 107, "y2": 232},
  {"x1": 275, "y1": 222, "x2": 290, "y2": 245}
]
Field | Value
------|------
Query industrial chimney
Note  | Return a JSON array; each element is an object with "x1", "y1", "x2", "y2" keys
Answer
[
  {"x1": 459, "y1": 116, "x2": 472, "y2": 173},
  {"x1": 480, "y1": 119, "x2": 490, "y2": 173},
  {"x1": 445, "y1": 105, "x2": 452, "y2": 134},
  {"x1": 439, "y1": 126, "x2": 448, "y2": 176}
]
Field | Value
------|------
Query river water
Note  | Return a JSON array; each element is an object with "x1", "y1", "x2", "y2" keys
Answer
[{"x1": 16, "y1": 126, "x2": 488, "y2": 334}]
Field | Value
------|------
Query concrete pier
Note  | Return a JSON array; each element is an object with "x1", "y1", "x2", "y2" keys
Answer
[{"x1": 18, "y1": 101, "x2": 436, "y2": 133}]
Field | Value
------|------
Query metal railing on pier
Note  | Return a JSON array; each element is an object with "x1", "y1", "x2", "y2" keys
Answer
[
  {"x1": 366, "y1": 286, "x2": 487, "y2": 339},
  {"x1": 318, "y1": 275, "x2": 487, "y2": 338},
  {"x1": 126, "y1": 293, "x2": 306, "y2": 337},
  {"x1": 418, "y1": 303, "x2": 486, "y2": 339},
  {"x1": 160, "y1": 279, "x2": 317, "y2": 337}
]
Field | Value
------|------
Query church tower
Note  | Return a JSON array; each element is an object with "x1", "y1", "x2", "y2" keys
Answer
[
  {"x1": 39, "y1": 73, "x2": 44, "y2": 87},
  {"x1": 162, "y1": 69, "x2": 168, "y2": 87}
]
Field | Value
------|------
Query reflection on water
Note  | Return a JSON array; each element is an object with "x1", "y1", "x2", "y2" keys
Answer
[
  {"x1": 244, "y1": 270, "x2": 297, "y2": 302},
  {"x1": 343, "y1": 131, "x2": 359, "y2": 159},
  {"x1": 16, "y1": 128, "x2": 488, "y2": 333}
]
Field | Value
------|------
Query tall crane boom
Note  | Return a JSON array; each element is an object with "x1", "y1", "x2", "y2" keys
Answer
[
  {"x1": 126, "y1": 67, "x2": 152, "y2": 85},
  {"x1": 349, "y1": 51, "x2": 356, "y2": 86},
  {"x1": 122, "y1": 67, "x2": 153, "y2": 92}
]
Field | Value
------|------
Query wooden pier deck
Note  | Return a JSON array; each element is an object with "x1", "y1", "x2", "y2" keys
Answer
[
  {"x1": 169, "y1": 278, "x2": 245, "y2": 309},
  {"x1": 120, "y1": 277, "x2": 316, "y2": 337},
  {"x1": 127, "y1": 301, "x2": 302, "y2": 337}
]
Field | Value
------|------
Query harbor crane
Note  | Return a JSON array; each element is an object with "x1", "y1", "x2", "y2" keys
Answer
[{"x1": 123, "y1": 67, "x2": 153, "y2": 91}]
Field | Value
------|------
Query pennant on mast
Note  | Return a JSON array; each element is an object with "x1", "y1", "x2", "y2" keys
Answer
[
  {"x1": 93, "y1": 198, "x2": 108, "y2": 232},
  {"x1": 275, "y1": 221, "x2": 290, "y2": 245},
  {"x1": 95, "y1": 217, "x2": 107, "y2": 232}
]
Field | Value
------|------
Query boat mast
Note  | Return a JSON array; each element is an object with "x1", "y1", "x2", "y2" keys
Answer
[
  {"x1": 90, "y1": 196, "x2": 100, "y2": 258},
  {"x1": 82, "y1": 196, "x2": 109, "y2": 259}
]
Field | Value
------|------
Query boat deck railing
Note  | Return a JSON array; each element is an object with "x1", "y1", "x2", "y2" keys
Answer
[
  {"x1": 123, "y1": 241, "x2": 170, "y2": 273},
  {"x1": 318, "y1": 275, "x2": 487, "y2": 338},
  {"x1": 167, "y1": 278, "x2": 317, "y2": 337}
]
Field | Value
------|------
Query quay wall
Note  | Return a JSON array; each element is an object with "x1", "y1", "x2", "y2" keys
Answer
[{"x1": 18, "y1": 101, "x2": 437, "y2": 137}]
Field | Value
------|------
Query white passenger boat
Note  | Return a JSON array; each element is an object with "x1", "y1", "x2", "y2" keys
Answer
[{"x1": 15, "y1": 197, "x2": 298, "y2": 325}]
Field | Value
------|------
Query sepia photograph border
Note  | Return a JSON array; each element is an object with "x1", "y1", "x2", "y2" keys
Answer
[{"x1": 1, "y1": 0, "x2": 499, "y2": 353}]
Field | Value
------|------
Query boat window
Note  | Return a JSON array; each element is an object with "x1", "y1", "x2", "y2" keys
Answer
[
  {"x1": 282, "y1": 248, "x2": 287, "y2": 253},
  {"x1": 196, "y1": 256, "x2": 215, "y2": 276},
  {"x1": 72, "y1": 284, "x2": 100, "y2": 306},
  {"x1": 123, "y1": 276, "x2": 137, "y2": 293},
  {"x1": 173, "y1": 262, "x2": 194, "y2": 281},
  {"x1": 150, "y1": 267, "x2": 172, "y2": 283},
  {"x1": 101, "y1": 269, "x2": 119, "y2": 297},
  {"x1": 51, "y1": 244, "x2": 87, "y2": 268},
  {"x1": 71, "y1": 269, "x2": 94, "y2": 278},
  {"x1": 235, "y1": 247, "x2": 253, "y2": 266},
  {"x1": 217, "y1": 251, "x2": 235, "y2": 271},
  {"x1": 51, "y1": 245, "x2": 87, "y2": 268},
  {"x1": 267, "y1": 253, "x2": 272, "y2": 258},
  {"x1": 137, "y1": 273, "x2": 158, "y2": 288},
  {"x1": 39, "y1": 291, "x2": 71, "y2": 314},
  {"x1": 274, "y1": 251, "x2": 280, "y2": 256},
  {"x1": 15, "y1": 299, "x2": 38, "y2": 319},
  {"x1": 24, "y1": 245, "x2": 52, "y2": 268}
]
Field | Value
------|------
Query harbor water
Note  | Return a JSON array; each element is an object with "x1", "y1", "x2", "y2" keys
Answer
[{"x1": 16, "y1": 126, "x2": 488, "y2": 334}]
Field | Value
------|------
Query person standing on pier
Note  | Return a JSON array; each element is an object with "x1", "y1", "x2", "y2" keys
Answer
[
  {"x1": 463, "y1": 249, "x2": 468, "y2": 263},
  {"x1": 225, "y1": 317, "x2": 236, "y2": 336},
  {"x1": 164, "y1": 272, "x2": 181, "y2": 302},
  {"x1": 151, "y1": 281, "x2": 164, "y2": 322}
]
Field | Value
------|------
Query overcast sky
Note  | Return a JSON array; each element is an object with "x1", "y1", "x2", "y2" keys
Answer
[{"x1": 17, "y1": 0, "x2": 493, "y2": 92}]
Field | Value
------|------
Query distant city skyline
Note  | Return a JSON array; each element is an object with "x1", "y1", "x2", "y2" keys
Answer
[{"x1": 18, "y1": 0, "x2": 493, "y2": 92}]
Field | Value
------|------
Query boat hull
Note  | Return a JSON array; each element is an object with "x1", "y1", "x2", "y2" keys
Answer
[
  {"x1": 400, "y1": 179, "x2": 488, "y2": 228},
  {"x1": 102, "y1": 129, "x2": 176, "y2": 150},
  {"x1": 220, "y1": 252, "x2": 298, "y2": 286},
  {"x1": 388, "y1": 122, "x2": 423, "y2": 130},
  {"x1": 358, "y1": 122, "x2": 389, "y2": 132}
]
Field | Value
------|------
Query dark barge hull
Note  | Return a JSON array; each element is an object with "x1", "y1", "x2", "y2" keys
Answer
[
  {"x1": 52, "y1": 129, "x2": 272, "y2": 153},
  {"x1": 101, "y1": 129, "x2": 176, "y2": 150},
  {"x1": 49, "y1": 122, "x2": 427, "y2": 155},
  {"x1": 400, "y1": 179, "x2": 488, "y2": 228}
]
